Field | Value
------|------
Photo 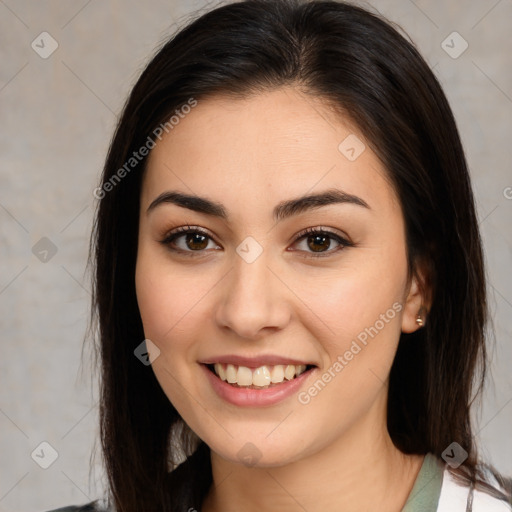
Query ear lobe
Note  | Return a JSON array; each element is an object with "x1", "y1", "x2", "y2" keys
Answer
[{"x1": 401, "y1": 272, "x2": 429, "y2": 334}]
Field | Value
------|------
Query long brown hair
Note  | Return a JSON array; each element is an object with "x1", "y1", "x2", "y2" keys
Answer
[{"x1": 87, "y1": 1, "x2": 511, "y2": 510}]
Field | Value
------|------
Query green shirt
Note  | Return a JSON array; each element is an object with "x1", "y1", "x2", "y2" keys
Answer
[{"x1": 402, "y1": 453, "x2": 445, "y2": 511}]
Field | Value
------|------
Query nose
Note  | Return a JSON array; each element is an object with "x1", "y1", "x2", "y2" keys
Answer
[{"x1": 214, "y1": 249, "x2": 291, "y2": 340}]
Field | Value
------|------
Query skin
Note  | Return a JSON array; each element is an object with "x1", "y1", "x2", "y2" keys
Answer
[{"x1": 135, "y1": 87, "x2": 428, "y2": 512}]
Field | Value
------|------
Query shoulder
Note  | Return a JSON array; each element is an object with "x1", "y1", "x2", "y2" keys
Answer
[{"x1": 437, "y1": 464, "x2": 512, "y2": 512}]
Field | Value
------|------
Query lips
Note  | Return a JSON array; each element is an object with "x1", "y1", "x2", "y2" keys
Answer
[
  {"x1": 199, "y1": 359, "x2": 318, "y2": 407},
  {"x1": 199, "y1": 354, "x2": 318, "y2": 406}
]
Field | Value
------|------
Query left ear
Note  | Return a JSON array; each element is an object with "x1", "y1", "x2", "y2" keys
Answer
[{"x1": 401, "y1": 264, "x2": 431, "y2": 333}]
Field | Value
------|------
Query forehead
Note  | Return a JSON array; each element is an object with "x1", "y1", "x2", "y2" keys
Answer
[{"x1": 141, "y1": 87, "x2": 398, "y2": 216}]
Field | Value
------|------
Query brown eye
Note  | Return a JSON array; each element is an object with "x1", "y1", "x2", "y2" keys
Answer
[
  {"x1": 291, "y1": 227, "x2": 353, "y2": 258},
  {"x1": 183, "y1": 232, "x2": 209, "y2": 250},
  {"x1": 160, "y1": 226, "x2": 219, "y2": 255},
  {"x1": 306, "y1": 233, "x2": 333, "y2": 252}
]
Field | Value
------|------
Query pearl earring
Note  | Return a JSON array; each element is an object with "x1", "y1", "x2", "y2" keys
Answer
[{"x1": 416, "y1": 307, "x2": 425, "y2": 327}]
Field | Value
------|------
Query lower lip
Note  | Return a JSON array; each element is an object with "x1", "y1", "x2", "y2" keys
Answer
[{"x1": 201, "y1": 364, "x2": 315, "y2": 407}]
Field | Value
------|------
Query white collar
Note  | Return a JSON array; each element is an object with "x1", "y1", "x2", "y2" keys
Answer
[{"x1": 437, "y1": 465, "x2": 512, "y2": 511}]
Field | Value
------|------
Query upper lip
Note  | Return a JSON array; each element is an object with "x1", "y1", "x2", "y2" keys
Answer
[{"x1": 199, "y1": 354, "x2": 317, "y2": 368}]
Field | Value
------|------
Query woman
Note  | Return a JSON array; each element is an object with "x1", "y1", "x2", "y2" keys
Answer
[{"x1": 45, "y1": 0, "x2": 512, "y2": 510}]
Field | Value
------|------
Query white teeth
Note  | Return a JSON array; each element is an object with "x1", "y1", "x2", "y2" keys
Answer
[
  {"x1": 226, "y1": 364, "x2": 237, "y2": 383},
  {"x1": 212, "y1": 363, "x2": 309, "y2": 388},
  {"x1": 284, "y1": 364, "x2": 296, "y2": 380},
  {"x1": 237, "y1": 366, "x2": 253, "y2": 386},
  {"x1": 252, "y1": 366, "x2": 271, "y2": 386},
  {"x1": 270, "y1": 365, "x2": 285, "y2": 383},
  {"x1": 214, "y1": 363, "x2": 226, "y2": 381}
]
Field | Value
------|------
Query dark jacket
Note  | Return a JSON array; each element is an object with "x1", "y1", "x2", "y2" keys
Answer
[{"x1": 44, "y1": 501, "x2": 108, "y2": 512}]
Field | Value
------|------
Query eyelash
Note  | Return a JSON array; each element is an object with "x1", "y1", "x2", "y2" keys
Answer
[{"x1": 159, "y1": 225, "x2": 353, "y2": 259}]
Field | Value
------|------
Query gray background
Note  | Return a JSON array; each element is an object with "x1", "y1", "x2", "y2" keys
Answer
[{"x1": 0, "y1": 0, "x2": 511, "y2": 510}]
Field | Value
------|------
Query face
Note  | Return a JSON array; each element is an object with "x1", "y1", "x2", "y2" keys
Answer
[{"x1": 135, "y1": 87, "x2": 423, "y2": 468}]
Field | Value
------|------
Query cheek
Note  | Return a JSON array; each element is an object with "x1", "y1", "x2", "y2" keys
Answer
[
  {"x1": 134, "y1": 245, "x2": 224, "y2": 387},
  {"x1": 293, "y1": 273, "x2": 405, "y2": 435},
  {"x1": 135, "y1": 245, "x2": 201, "y2": 342},
  {"x1": 294, "y1": 257, "x2": 406, "y2": 350},
  {"x1": 136, "y1": 258, "x2": 169, "y2": 340},
  {"x1": 135, "y1": 250, "x2": 205, "y2": 414},
  {"x1": 293, "y1": 248, "x2": 408, "y2": 415}
]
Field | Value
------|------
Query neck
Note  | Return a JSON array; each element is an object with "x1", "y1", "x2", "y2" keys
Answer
[{"x1": 201, "y1": 395, "x2": 424, "y2": 512}]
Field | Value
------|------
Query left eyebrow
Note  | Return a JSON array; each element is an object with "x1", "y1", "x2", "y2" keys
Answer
[
  {"x1": 273, "y1": 188, "x2": 370, "y2": 221},
  {"x1": 146, "y1": 187, "x2": 370, "y2": 222}
]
